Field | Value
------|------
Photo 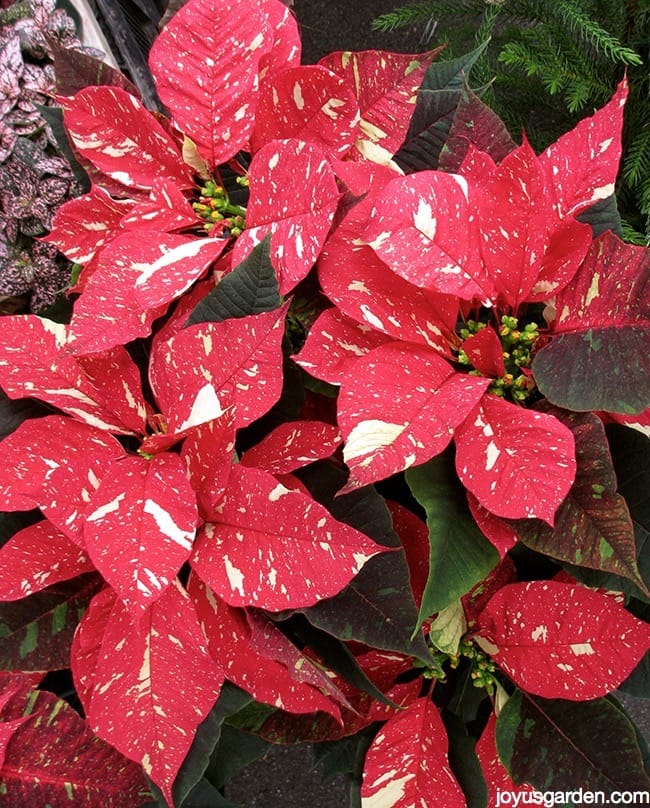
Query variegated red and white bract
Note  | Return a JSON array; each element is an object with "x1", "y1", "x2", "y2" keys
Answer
[{"x1": 0, "y1": 0, "x2": 646, "y2": 804}]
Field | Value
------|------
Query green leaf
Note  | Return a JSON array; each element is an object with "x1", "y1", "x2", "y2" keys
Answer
[
  {"x1": 515, "y1": 408, "x2": 649, "y2": 597},
  {"x1": 185, "y1": 235, "x2": 280, "y2": 326},
  {"x1": 534, "y1": 327, "x2": 649, "y2": 414},
  {"x1": 443, "y1": 710, "x2": 488, "y2": 808},
  {"x1": 36, "y1": 105, "x2": 90, "y2": 193},
  {"x1": 496, "y1": 689, "x2": 650, "y2": 793},
  {"x1": 312, "y1": 729, "x2": 375, "y2": 783},
  {"x1": 206, "y1": 725, "x2": 271, "y2": 790},
  {"x1": 0, "y1": 573, "x2": 103, "y2": 671},
  {"x1": 406, "y1": 452, "x2": 499, "y2": 631},
  {"x1": 428, "y1": 600, "x2": 467, "y2": 656},
  {"x1": 287, "y1": 616, "x2": 399, "y2": 708},
  {"x1": 297, "y1": 462, "x2": 432, "y2": 664},
  {"x1": 395, "y1": 41, "x2": 490, "y2": 172},
  {"x1": 578, "y1": 194, "x2": 623, "y2": 238}
]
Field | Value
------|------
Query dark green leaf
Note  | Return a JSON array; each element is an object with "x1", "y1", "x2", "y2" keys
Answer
[
  {"x1": 312, "y1": 729, "x2": 375, "y2": 783},
  {"x1": 443, "y1": 710, "x2": 488, "y2": 808},
  {"x1": 36, "y1": 105, "x2": 90, "y2": 193},
  {"x1": 578, "y1": 194, "x2": 623, "y2": 238},
  {"x1": 0, "y1": 573, "x2": 103, "y2": 671},
  {"x1": 185, "y1": 235, "x2": 280, "y2": 327},
  {"x1": 406, "y1": 452, "x2": 499, "y2": 632},
  {"x1": 515, "y1": 408, "x2": 648, "y2": 597},
  {"x1": 618, "y1": 652, "x2": 650, "y2": 698},
  {"x1": 297, "y1": 462, "x2": 432, "y2": 663},
  {"x1": 178, "y1": 778, "x2": 238, "y2": 808},
  {"x1": 207, "y1": 725, "x2": 271, "y2": 790},
  {"x1": 496, "y1": 689, "x2": 650, "y2": 793},
  {"x1": 395, "y1": 41, "x2": 489, "y2": 172},
  {"x1": 287, "y1": 616, "x2": 399, "y2": 707}
]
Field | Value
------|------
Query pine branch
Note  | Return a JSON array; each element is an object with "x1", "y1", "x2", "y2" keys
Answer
[{"x1": 371, "y1": 0, "x2": 484, "y2": 32}]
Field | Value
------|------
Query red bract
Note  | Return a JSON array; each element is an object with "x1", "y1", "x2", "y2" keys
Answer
[
  {"x1": 84, "y1": 453, "x2": 197, "y2": 616},
  {"x1": 361, "y1": 696, "x2": 465, "y2": 806},
  {"x1": 72, "y1": 584, "x2": 224, "y2": 807},
  {"x1": 148, "y1": 0, "x2": 293, "y2": 168},
  {"x1": 190, "y1": 464, "x2": 384, "y2": 609},
  {"x1": 232, "y1": 138, "x2": 340, "y2": 294},
  {"x1": 57, "y1": 86, "x2": 192, "y2": 191},
  {"x1": 319, "y1": 49, "x2": 442, "y2": 162},
  {"x1": 476, "y1": 581, "x2": 650, "y2": 699}
]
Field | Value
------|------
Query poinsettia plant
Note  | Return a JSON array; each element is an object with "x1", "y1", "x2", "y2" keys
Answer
[{"x1": 0, "y1": 0, "x2": 648, "y2": 804}]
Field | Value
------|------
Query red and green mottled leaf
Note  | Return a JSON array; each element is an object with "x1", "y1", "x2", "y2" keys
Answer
[
  {"x1": 0, "y1": 573, "x2": 103, "y2": 672},
  {"x1": 539, "y1": 79, "x2": 628, "y2": 218},
  {"x1": 190, "y1": 464, "x2": 383, "y2": 609},
  {"x1": 149, "y1": 0, "x2": 272, "y2": 167},
  {"x1": 0, "y1": 520, "x2": 94, "y2": 600},
  {"x1": 454, "y1": 394, "x2": 576, "y2": 523},
  {"x1": 57, "y1": 86, "x2": 190, "y2": 191},
  {"x1": 150, "y1": 306, "x2": 288, "y2": 435},
  {"x1": 189, "y1": 575, "x2": 343, "y2": 720},
  {"x1": 533, "y1": 231, "x2": 650, "y2": 414},
  {"x1": 338, "y1": 342, "x2": 489, "y2": 490},
  {"x1": 359, "y1": 170, "x2": 493, "y2": 301},
  {"x1": 515, "y1": 408, "x2": 648, "y2": 596},
  {"x1": 45, "y1": 184, "x2": 132, "y2": 266},
  {"x1": 68, "y1": 232, "x2": 227, "y2": 354},
  {"x1": 84, "y1": 453, "x2": 197, "y2": 615},
  {"x1": 252, "y1": 65, "x2": 360, "y2": 157},
  {"x1": 476, "y1": 581, "x2": 650, "y2": 699},
  {"x1": 361, "y1": 696, "x2": 465, "y2": 806},
  {"x1": 295, "y1": 467, "x2": 430, "y2": 662},
  {"x1": 0, "y1": 671, "x2": 148, "y2": 806},
  {"x1": 0, "y1": 415, "x2": 124, "y2": 544},
  {"x1": 438, "y1": 83, "x2": 517, "y2": 174},
  {"x1": 386, "y1": 500, "x2": 430, "y2": 608},
  {"x1": 240, "y1": 420, "x2": 341, "y2": 474},
  {"x1": 319, "y1": 49, "x2": 441, "y2": 163},
  {"x1": 476, "y1": 711, "x2": 535, "y2": 807},
  {"x1": 461, "y1": 556, "x2": 518, "y2": 630},
  {"x1": 496, "y1": 688, "x2": 650, "y2": 794},
  {"x1": 72, "y1": 583, "x2": 224, "y2": 807},
  {"x1": 232, "y1": 139, "x2": 340, "y2": 295},
  {"x1": 0, "y1": 316, "x2": 147, "y2": 435}
]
